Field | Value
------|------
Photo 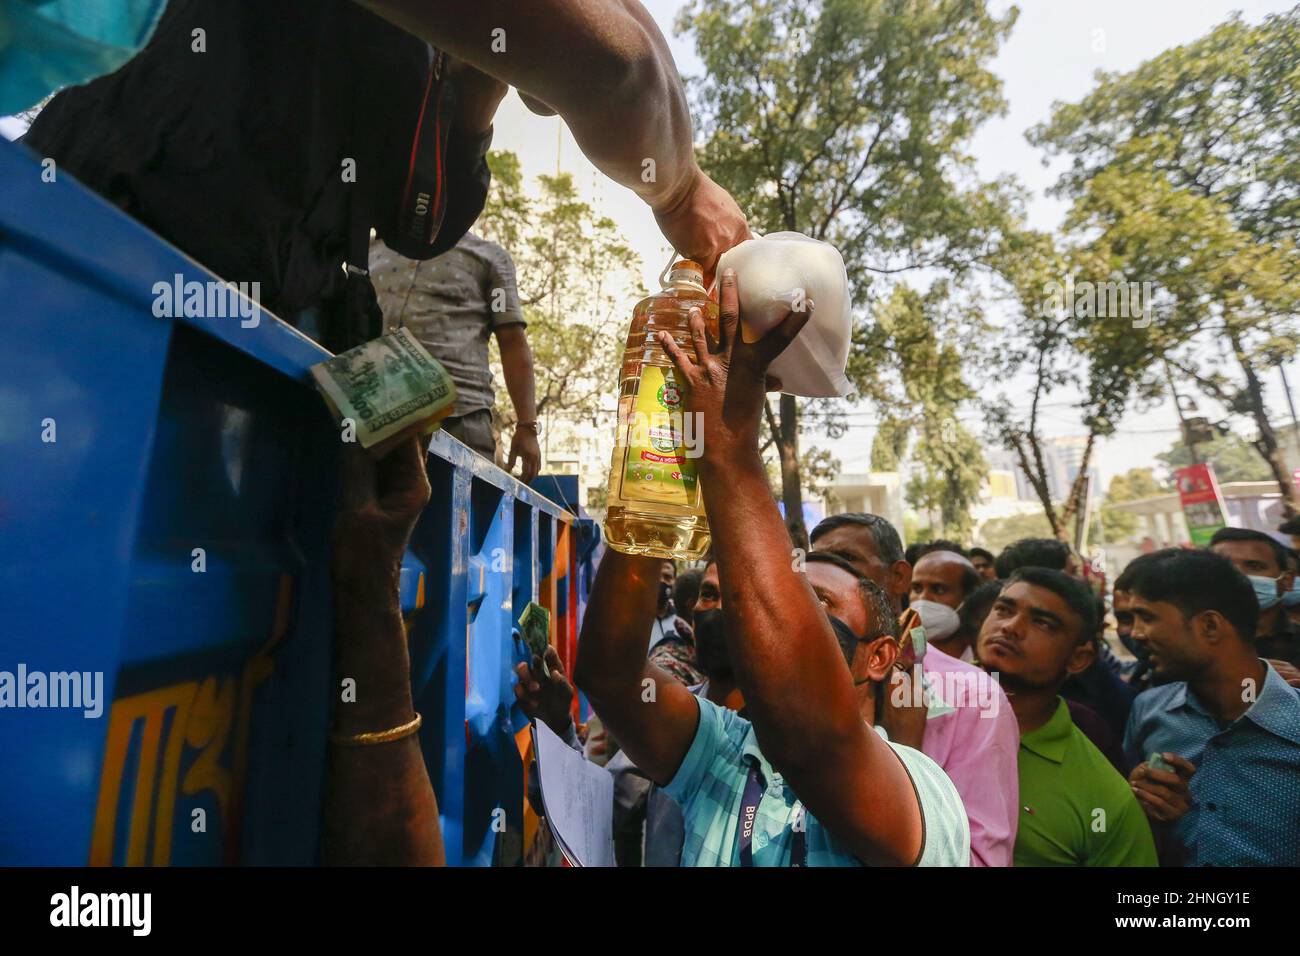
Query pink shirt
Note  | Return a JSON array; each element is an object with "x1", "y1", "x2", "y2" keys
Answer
[{"x1": 918, "y1": 645, "x2": 1020, "y2": 867}]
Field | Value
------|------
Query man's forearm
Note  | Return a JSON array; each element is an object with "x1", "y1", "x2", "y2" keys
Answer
[
  {"x1": 323, "y1": 555, "x2": 444, "y2": 866},
  {"x1": 499, "y1": 331, "x2": 537, "y2": 424},
  {"x1": 357, "y1": 0, "x2": 699, "y2": 209},
  {"x1": 573, "y1": 550, "x2": 661, "y2": 702},
  {"x1": 573, "y1": 549, "x2": 700, "y2": 784},
  {"x1": 699, "y1": 453, "x2": 866, "y2": 764}
]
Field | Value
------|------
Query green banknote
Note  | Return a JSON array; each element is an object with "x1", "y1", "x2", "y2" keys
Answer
[
  {"x1": 310, "y1": 328, "x2": 458, "y2": 450},
  {"x1": 518, "y1": 601, "x2": 552, "y2": 676}
]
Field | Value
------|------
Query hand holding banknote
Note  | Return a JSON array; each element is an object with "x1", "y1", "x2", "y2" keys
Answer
[
  {"x1": 333, "y1": 435, "x2": 432, "y2": 583},
  {"x1": 312, "y1": 328, "x2": 459, "y2": 457}
]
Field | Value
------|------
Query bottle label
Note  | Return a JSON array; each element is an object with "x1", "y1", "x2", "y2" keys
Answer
[{"x1": 620, "y1": 365, "x2": 699, "y2": 507}]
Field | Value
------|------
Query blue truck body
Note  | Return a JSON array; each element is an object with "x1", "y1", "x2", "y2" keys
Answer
[{"x1": 0, "y1": 137, "x2": 596, "y2": 866}]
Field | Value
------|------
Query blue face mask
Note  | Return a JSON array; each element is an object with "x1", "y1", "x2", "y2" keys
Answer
[
  {"x1": 1284, "y1": 579, "x2": 1300, "y2": 609},
  {"x1": 1247, "y1": 575, "x2": 1285, "y2": 611},
  {"x1": 0, "y1": 0, "x2": 169, "y2": 114}
]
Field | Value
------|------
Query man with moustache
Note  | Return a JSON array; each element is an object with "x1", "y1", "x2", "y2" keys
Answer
[
  {"x1": 976, "y1": 567, "x2": 1157, "y2": 867},
  {"x1": 573, "y1": 273, "x2": 968, "y2": 866},
  {"x1": 810, "y1": 513, "x2": 1019, "y2": 867},
  {"x1": 1122, "y1": 549, "x2": 1300, "y2": 866}
]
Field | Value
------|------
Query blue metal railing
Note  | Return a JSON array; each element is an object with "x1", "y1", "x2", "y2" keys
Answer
[{"x1": 0, "y1": 137, "x2": 596, "y2": 866}]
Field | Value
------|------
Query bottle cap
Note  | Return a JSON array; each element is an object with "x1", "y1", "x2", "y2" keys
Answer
[{"x1": 667, "y1": 259, "x2": 704, "y2": 285}]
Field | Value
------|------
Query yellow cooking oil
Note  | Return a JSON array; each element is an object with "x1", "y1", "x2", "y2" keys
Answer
[{"x1": 603, "y1": 259, "x2": 719, "y2": 560}]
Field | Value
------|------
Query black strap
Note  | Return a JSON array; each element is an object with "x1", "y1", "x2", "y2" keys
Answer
[
  {"x1": 736, "y1": 763, "x2": 807, "y2": 867},
  {"x1": 394, "y1": 49, "x2": 450, "y2": 253}
]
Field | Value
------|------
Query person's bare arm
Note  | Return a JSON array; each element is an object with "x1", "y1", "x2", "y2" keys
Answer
[
  {"x1": 658, "y1": 273, "x2": 924, "y2": 866},
  {"x1": 354, "y1": 0, "x2": 749, "y2": 274},
  {"x1": 323, "y1": 438, "x2": 444, "y2": 866},
  {"x1": 495, "y1": 324, "x2": 540, "y2": 483},
  {"x1": 514, "y1": 645, "x2": 575, "y2": 737},
  {"x1": 572, "y1": 550, "x2": 702, "y2": 784},
  {"x1": 445, "y1": 58, "x2": 508, "y2": 137}
]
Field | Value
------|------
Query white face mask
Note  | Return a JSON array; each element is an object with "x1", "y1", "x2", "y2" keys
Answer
[{"x1": 909, "y1": 599, "x2": 961, "y2": 642}]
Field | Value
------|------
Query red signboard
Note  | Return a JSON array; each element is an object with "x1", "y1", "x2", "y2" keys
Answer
[{"x1": 1174, "y1": 462, "x2": 1229, "y2": 546}]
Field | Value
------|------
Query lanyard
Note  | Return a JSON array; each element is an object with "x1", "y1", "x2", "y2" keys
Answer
[{"x1": 736, "y1": 763, "x2": 807, "y2": 867}]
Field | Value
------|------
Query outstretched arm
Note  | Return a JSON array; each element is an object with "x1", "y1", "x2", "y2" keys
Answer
[
  {"x1": 658, "y1": 272, "x2": 924, "y2": 865},
  {"x1": 354, "y1": 0, "x2": 748, "y2": 275},
  {"x1": 495, "y1": 324, "x2": 540, "y2": 483},
  {"x1": 323, "y1": 438, "x2": 444, "y2": 865},
  {"x1": 572, "y1": 550, "x2": 703, "y2": 785}
]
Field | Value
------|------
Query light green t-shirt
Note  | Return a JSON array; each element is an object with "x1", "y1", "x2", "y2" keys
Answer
[
  {"x1": 665, "y1": 696, "x2": 970, "y2": 866},
  {"x1": 1015, "y1": 698, "x2": 1157, "y2": 867}
]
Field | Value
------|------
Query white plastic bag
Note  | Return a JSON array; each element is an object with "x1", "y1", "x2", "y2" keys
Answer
[{"x1": 716, "y1": 232, "x2": 852, "y2": 398}]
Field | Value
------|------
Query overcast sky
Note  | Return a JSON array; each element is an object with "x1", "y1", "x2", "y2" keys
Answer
[{"x1": 489, "y1": 0, "x2": 1300, "y2": 487}]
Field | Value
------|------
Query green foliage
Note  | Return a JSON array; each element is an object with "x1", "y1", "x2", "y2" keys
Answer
[
  {"x1": 981, "y1": 230, "x2": 1118, "y2": 540},
  {"x1": 763, "y1": 445, "x2": 843, "y2": 506},
  {"x1": 867, "y1": 284, "x2": 986, "y2": 537},
  {"x1": 1029, "y1": 10, "x2": 1300, "y2": 256},
  {"x1": 1029, "y1": 8, "x2": 1300, "y2": 503},
  {"x1": 905, "y1": 424, "x2": 985, "y2": 540},
  {"x1": 679, "y1": 0, "x2": 1017, "y2": 288},
  {"x1": 1157, "y1": 433, "x2": 1275, "y2": 484},
  {"x1": 975, "y1": 512, "x2": 1055, "y2": 553},
  {"x1": 479, "y1": 151, "x2": 644, "y2": 430},
  {"x1": 799, "y1": 445, "x2": 843, "y2": 505},
  {"x1": 1097, "y1": 467, "x2": 1167, "y2": 541},
  {"x1": 677, "y1": 0, "x2": 1018, "y2": 513},
  {"x1": 480, "y1": 151, "x2": 529, "y2": 254},
  {"x1": 1105, "y1": 468, "x2": 1166, "y2": 503}
]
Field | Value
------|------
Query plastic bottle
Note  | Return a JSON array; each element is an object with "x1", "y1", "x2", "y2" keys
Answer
[{"x1": 603, "y1": 259, "x2": 719, "y2": 560}]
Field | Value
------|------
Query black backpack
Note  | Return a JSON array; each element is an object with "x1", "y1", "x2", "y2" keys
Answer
[{"x1": 23, "y1": 0, "x2": 490, "y2": 352}]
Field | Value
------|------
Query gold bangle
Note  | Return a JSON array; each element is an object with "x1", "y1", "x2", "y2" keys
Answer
[{"x1": 330, "y1": 712, "x2": 422, "y2": 747}]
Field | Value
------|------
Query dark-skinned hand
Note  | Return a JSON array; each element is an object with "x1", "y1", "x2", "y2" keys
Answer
[
  {"x1": 1129, "y1": 752, "x2": 1197, "y2": 824},
  {"x1": 513, "y1": 646, "x2": 575, "y2": 737},
  {"x1": 656, "y1": 268, "x2": 808, "y2": 466}
]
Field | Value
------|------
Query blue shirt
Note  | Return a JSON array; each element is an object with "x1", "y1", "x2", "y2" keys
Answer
[
  {"x1": 1124, "y1": 662, "x2": 1300, "y2": 866},
  {"x1": 663, "y1": 696, "x2": 969, "y2": 866}
]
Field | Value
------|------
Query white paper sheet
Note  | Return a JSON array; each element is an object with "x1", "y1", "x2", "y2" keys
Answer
[{"x1": 532, "y1": 720, "x2": 616, "y2": 867}]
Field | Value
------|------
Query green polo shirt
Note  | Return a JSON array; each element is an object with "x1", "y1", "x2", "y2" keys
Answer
[{"x1": 1014, "y1": 698, "x2": 1157, "y2": 867}]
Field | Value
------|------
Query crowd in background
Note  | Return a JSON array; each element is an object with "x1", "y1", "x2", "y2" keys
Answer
[{"x1": 519, "y1": 507, "x2": 1300, "y2": 867}]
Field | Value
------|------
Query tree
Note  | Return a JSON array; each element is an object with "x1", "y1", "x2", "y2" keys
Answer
[
  {"x1": 1029, "y1": 8, "x2": 1300, "y2": 512},
  {"x1": 975, "y1": 512, "x2": 1055, "y2": 553},
  {"x1": 866, "y1": 284, "x2": 986, "y2": 538},
  {"x1": 677, "y1": 0, "x2": 1019, "y2": 545},
  {"x1": 478, "y1": 152, "x2": 643, "y2": 442},
  {"x1": 981, "y1": 231, "x2": 1137, "y2": 543},
  {"x1": 1157, "y1": 433, "x2": 1274, "y2": 484},
  {"x1": 1097, "y1": 467, "x2": 1167, "y2": 542},
  {"x1": 477, "y1": 151, "x2": 530, "y2": 255}
]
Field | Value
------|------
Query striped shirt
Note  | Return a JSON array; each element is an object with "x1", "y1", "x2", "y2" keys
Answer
[{"x1": 663, "y1": 696, "x2": 969, "y2": 866}]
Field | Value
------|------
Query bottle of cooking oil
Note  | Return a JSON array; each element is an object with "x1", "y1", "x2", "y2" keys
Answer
[{"x1": 603, "y1": 260, "x2": 719, "y2": 560}]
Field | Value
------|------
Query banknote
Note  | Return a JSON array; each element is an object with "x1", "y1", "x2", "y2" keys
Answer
[
  {"x1": 518, "y1": 601, "x2": 552, "y2": 676},
  {"x1": 310, "y1": 328, "x2": 458, "y2": 452},
  {"x1": 1148, "y1": 752, "x2": 1175, "y2": 773}
]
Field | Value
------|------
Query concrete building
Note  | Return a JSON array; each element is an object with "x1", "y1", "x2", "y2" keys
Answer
[
  {"x1": 1106, "y1": 481, "x2": 1288, "y2": 548},
  {"x1": 816, "y1": 471, "x2": 907, "y2": 539}
]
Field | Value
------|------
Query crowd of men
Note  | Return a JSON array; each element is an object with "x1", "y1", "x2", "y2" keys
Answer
[
  {"x1": 17, "y1": 0, "x2": 1299, "y2": 868},
  {"x1": 327, "y1": 272, "x2": 1300, "y2": 867}
]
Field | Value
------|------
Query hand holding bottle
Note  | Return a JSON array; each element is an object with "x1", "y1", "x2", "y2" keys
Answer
[
  {"x1": 656, "y1": 268, "x2": 809, "y2": 469},
  {"x1": 651, "y1": 170, "x2": 751, "y2": 285}
]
